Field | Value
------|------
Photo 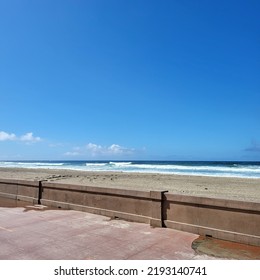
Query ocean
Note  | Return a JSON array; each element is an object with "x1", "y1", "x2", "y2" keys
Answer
[{"x1": 0, "y1": 160, "x2": 260, "y2": 179}]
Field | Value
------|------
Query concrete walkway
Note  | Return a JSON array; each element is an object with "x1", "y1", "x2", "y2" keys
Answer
[{"x1": 0, "y1": 198, "x2": 259, "y2": 260}]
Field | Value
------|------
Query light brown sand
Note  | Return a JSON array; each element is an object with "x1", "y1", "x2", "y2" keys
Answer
[{"x1": 0, "y1": 167, "x2": 260, "y2": 202}]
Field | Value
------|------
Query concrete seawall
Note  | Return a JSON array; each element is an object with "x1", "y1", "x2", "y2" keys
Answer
[
  {"x1": 0, "y1": 178, "x2": 259, "y2": 246},
  {"x1": 0, "y1": 179, "x2": 39, "y2": 203}
]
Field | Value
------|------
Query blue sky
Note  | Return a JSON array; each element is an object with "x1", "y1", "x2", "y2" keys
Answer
[{"x1": 0, "y1": 0, "x2": 259, "y2": 161}]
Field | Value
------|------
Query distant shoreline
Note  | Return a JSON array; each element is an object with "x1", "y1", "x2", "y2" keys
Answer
[{"x1": 0, "y1": 167, "x2": 260, "y2": 203}]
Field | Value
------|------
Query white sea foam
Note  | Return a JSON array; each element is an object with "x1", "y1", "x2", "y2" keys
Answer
[
  {"x1": 27, "y1": 162, "x2": 64, "y2": 166},
  {"x1": 85, "y1": 163, "x2": 107, "y2": 167},
  {"x1": 0, "y1": 161, "x2": 64, "y2": 169},
  {"x1": 109, "y1": 162, "x2": 132, "y2": 166},
  {"x1": 0, "y1": 161, "x2": 259, "y2": 178},
  {"x1": 124, "y1": 163, "x2": 260, "y2": 173}
]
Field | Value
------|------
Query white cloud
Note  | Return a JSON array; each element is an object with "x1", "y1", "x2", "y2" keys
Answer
[
  {"x1": 108, "y1": 144, "x2": 121, "y2": 153},
  {"x1": 0, "y1": 131, "x2": 16, "y2": 141},
  {"x1": 65, "y1": 142, "x2": 135, "y2": 157},
  {"x1": 86, "y1": 143, "x2": 103, "y2": 154},
  {"x1": 108, "y1": 144, "x2": 134, "y2": 154},
  {"x1": 0, "y1": 131, "x2": 42, "y2": 143},
  {"x1": 20, "y1": 132, "x2": 42, "y2": 143},
  {"x1": 87, "y1": 143, "x2": 134, "y2": 156}
]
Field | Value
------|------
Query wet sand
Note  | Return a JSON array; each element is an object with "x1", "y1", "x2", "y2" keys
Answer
[{"x1": 0, "y1": 167, "x2": 260, "y2": 202}]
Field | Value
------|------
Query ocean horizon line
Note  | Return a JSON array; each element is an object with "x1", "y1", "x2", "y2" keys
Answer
[{"x1": 1, "y1": 159, "x2": 260, "y2": 163}]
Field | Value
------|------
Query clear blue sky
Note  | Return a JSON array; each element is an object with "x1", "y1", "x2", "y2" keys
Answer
[{"x1": 0, "y1": 0, "x2": 259, "y2": 161}]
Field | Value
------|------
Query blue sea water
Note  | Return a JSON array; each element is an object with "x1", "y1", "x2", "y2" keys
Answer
[{"x1": 0, "y1": 160, "x2": 260, "y2": 179}]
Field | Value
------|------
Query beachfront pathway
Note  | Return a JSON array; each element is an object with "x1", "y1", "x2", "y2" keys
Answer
[{"x1": 0, "y1": 198, "x2": 259, "y2": 260}]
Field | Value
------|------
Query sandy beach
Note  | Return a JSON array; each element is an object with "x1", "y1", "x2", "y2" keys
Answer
[{"x1": 0, "y1": 167, "x2": 260, "y2": 203}]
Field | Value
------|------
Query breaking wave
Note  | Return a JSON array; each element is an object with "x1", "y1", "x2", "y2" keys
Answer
[{"x1": 0, "y1": 161, "x2": 259, "y2": 178}]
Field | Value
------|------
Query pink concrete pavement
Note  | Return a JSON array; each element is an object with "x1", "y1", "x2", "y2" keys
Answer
[{"x1": 0, "y1": 198, "x2": 259, "y2": 260}]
